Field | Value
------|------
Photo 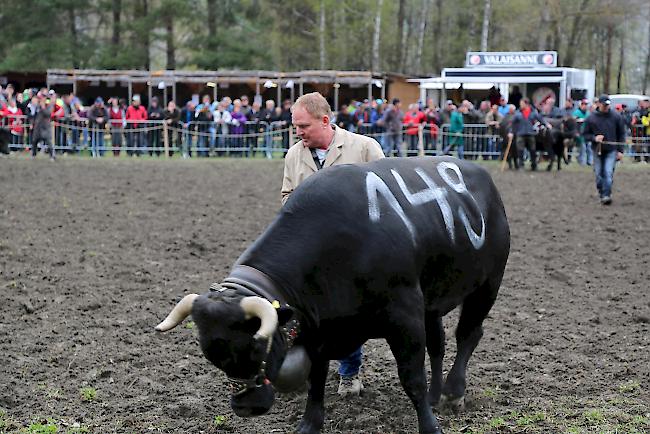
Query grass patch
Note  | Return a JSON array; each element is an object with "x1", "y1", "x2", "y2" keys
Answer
[
  {"x1": 618, "y1": 381, "x2": 641, "y2": 394},
  {"x1": 445, "y1": 394, "x2": 650, "y2": 434},
  {"x1": 79, "y1": 387, "x2": 97, "y2": 402},
  {"x1": 213, "y1": 414, "x2": 233, "y2": 431}
]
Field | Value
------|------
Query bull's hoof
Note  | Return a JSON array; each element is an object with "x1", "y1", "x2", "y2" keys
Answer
[
  {"x1": 296, "y1": 418, "x2": 323, "y2": 434},
  {"x1": 440, "y1": 394, "x2": 465, "y2": 413}
]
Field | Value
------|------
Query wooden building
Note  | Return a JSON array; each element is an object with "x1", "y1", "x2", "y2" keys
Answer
[{"x1": 45, "y1": 69, "x2": 421, "y2": 107}]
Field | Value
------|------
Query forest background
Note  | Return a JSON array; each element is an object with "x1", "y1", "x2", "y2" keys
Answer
[{"x1": 1, "y1": 0, "x2": 649, "y2": 94}]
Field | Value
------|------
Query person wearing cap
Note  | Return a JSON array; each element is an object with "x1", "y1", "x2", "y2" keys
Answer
[
  {"x1": 573, "y1": 99, "x2": 592, "y2": 166},
  {"x1": 582, "y1": 95, "x2": 626, "y2": 205},
  {"x1": 88, "y1": 96, "x2": 108, "y2": 157},
  {"x1": 126, "y1": 95, "x2": 148, "y2": 156},
  {"x1": 282, "y1": 92, "x2": 384, "y2": 397}
]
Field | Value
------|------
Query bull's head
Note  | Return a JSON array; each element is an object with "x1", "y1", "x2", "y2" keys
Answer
[{"x1": 155, "y1": 291, "x2": 300, "y2": 416}]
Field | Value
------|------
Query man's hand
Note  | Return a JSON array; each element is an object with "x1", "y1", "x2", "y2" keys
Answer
[
  {"x1": 595, "y1": 134, "x2": 604, "y2": 143},
  {"x1": 616, "y1": 151, "x2": 623, "y2": 161}
]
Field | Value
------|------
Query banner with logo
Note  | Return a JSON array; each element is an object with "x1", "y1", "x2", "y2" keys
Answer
[{"x1": 465, "y1": 51, "x2": 557, "y2": 68}]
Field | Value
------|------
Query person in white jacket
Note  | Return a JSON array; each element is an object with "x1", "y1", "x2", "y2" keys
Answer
[{"x1": 213, "y1": 100, "x2": 232, "y2": 156}]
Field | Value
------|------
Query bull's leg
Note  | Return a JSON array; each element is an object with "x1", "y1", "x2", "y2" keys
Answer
[
  {"x1": 425, "y1": 312, "x2": 445, "y2": 407},
  {"x1": 296, "y1": 358, "x2": 329, "y2": 434},
  {"x1": 387, "y1": 306, "x2": 442, "y2": 434},
  {"x1": 442, "y1": 283, "x2": 498, "y2": 407}
]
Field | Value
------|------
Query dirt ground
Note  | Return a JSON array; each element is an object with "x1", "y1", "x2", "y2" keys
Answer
[{"x1": 0, "y1": 156, "x2": 648, "y2": 434}]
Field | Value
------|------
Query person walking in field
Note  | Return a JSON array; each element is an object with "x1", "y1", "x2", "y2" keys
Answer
[{"x1": 582, "y1": 94, "x2": 626, "y2": 205}]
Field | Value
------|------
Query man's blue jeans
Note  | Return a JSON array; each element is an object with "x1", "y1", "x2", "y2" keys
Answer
[
  {"x1": 578, "y1": 138, "x2": 593, "y2": 166},
  {"x1": 594, "y1": 149, "x2": 617, "y2": 198},
  {"x1": 338, "y1": 346, "x2": 362, "y2": 377},
  {"x1": 382, "y1": 131, "x2": 403, "y2": 157},
  {"x1": 91, "y1": 129, "x2": 105, "y2": 157}
]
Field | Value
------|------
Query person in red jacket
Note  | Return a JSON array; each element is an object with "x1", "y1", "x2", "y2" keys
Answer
[
  {"x1": 402, "y1": 103, "x2": 426, "y2": 156},
  {"x1": 125, "y1": 94, "x2": 148, "y2": 156},
  {"x1": 2, "y1": 98, "x2": 24, "y2": 146}
]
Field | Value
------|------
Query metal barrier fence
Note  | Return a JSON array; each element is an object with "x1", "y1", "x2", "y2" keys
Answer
[{"x1": 1, "y1": 115, "x2": 648, "y2": 160}]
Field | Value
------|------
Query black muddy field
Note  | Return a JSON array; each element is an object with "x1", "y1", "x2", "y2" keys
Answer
[{"x1": 0, "y1": 156, "x2": 648, "y2": 434}]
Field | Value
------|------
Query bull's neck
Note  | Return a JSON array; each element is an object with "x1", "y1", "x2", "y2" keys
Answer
[
  {"x1": 233, "y1": 212, "x2": 320, "y2": 322},
  {"x1": 225, "y1": 265, "x2": 287, "y2": 305}
]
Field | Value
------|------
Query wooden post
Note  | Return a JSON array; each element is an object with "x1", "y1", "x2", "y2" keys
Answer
[
  {"x1": 172, "y1": 80, "x2": 177, "y2": 103},
  {"x1": 368, "y1": 82, "x2": 372, "y2": 102},
  {"x1": 381, "y1": 79, "x2": 386, "y2": 101},
  {"x1": 500, "y1": 134, "x2": 513, "y2": 172},
  {"x1": 418, "y1": 124, "x2": 424, "y2": 156},
  {"x1": 163, "y1": 121, "x2": 170, "y2": 158},
  {"x1": 299, "y1": 80, "x2": 304, "y2": 97},
  {"x1": 51, "y1": 121, "x2": 56, "y2": 155},
  {"x1": 334, "y1": 83, "x2": 339, "y2": 111},
  {"x1": 128, "y1": 81, "x2": 132, "y2": 103}
]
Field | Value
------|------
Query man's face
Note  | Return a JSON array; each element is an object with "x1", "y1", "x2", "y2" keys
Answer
[
  {"x1": 292, "y1": 106, "x2": 329, "y2": 149},
  {"x1": 599, "y1": 102, "x2": 610, "y2": 112}
]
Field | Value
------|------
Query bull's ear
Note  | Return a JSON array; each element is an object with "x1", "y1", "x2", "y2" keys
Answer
[{"x1": 276, "y1": 306, "x2": 294, "y2": 326}]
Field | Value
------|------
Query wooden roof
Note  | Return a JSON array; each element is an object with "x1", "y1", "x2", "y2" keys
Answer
[{"x1": 46, "y1": 69, "x2": 388, "y2": 85}]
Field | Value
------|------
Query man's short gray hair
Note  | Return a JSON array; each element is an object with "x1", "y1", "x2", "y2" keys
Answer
[{"x1": 291, "y1": 92, "x2": 332, "y2": 119}]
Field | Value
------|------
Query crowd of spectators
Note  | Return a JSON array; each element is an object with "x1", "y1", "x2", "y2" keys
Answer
[{"x1": 0, "y1": 82, "x2": 648, "y2": 162}]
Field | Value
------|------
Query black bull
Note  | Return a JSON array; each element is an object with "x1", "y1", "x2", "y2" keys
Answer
[
  {"x1": 537, "y1": 116, "x2": 577, "y2": 171},
  {"x1": 155, "y1": 156, "x2": 510, "y2": 434}
]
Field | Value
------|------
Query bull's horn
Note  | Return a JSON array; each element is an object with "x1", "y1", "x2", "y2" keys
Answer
[
  {"x1": 155, "y1": 294, "x2": 199, "y2": 332},
  {"x1": 240, "y1": 297, "x2": 278, "y2": 340}
]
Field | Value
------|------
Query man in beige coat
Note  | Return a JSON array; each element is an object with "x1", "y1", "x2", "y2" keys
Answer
[
  {"x1": 282, "y1": 93, "x2": 384, "y2": 205},
  {"x1": 281, "y1": 92, "x2": 384, "y2": 396}
]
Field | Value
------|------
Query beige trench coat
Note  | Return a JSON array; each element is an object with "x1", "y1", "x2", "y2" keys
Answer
[{"x1": 281, "y1": 125, "x2": 385, "y2": 205}]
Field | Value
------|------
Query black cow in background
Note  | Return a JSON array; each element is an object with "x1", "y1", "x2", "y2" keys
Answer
[
  {"x1": 155, "y1": 157, "x2": 511, "y2": 434},
  {"x1": 537, "y1": 116, "x2": 572, "y2": 172},
  {"x1": 0, "y1": 128, "x2": 11, "y2": 154}
]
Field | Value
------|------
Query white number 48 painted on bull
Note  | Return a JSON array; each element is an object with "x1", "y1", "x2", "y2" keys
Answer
[{"x1": 366, "y1": 162, "x2": 485, "y2": 249}]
